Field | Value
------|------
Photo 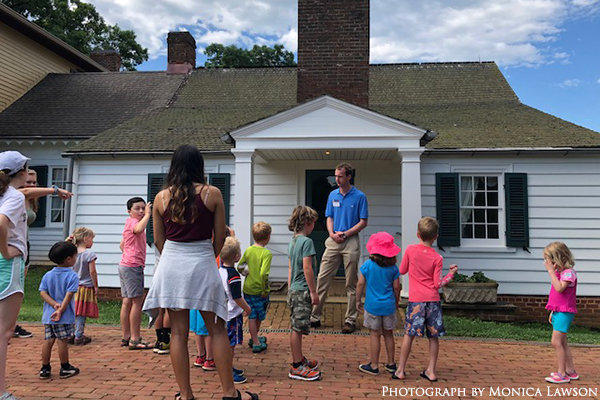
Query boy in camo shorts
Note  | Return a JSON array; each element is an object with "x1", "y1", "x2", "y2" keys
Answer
[{"x1": 287, "y1": 206, "x2": 322, "y2": 381}]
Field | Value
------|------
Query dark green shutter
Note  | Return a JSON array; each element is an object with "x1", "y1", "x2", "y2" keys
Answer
[
  {"x1": 147, "y1": 173, "x2": 166, "y2": 244},
  {"x1": 505, "y1": 173, "x2": 529, "y2": 248},
  {"x1": 209, "y1": 173, "x2": 230, "y2": 225},
  {"x1": 29, "y1": 166, "x2": 48, "y2": 228},
  {"x1": 436, "y1": 173, "x2": 460, "y2": 247}
]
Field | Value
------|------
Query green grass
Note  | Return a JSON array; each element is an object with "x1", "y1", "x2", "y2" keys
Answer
[
  {"x1": 19, "y1": 266, "x2": 148, "y2": 326},
  {"x1": 19, "y1": 267, "x2": 600, "y2": 345}
]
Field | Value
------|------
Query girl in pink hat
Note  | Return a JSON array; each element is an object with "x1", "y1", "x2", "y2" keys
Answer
[{"x1": 356, "y1": 231, "x2": 402, "y2": 376}]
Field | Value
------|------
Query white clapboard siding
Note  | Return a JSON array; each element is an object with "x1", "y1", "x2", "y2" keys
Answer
[
  {"x1": 254, "y1": 160, "x2": 402, "y2": 280},
  {"x1": 73, "y1": 156, "x2": 235, "y2": 288},
  {"x1": 421, "y1": 155, "x2": 600, "y2": 296},
  {"x1": 0, "y1": 143, "x2": 75, "y2": 264}
]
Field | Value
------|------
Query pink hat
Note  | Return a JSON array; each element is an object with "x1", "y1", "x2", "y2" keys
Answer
[{"x1": 366, "y1": 232, "x2": 400, "y2": 258}]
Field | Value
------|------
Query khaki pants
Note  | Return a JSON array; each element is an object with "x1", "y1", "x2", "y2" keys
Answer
[{"x1": 311, "y1": 235, "x2": 361, "y2": 325}]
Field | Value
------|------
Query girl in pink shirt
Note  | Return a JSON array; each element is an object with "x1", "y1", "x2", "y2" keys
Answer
[
  {"x1": 543, "y1": 241, "x2": 578, "y2": 384},
  {"x1": 394, "y1": 217, "x2": 457, "y2": 382}
]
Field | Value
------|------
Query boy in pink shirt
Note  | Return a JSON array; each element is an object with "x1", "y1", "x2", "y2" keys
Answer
[
  {"x1": 394, "y1": 217, "x2": 457, "y2": 381},
  {"x1": 118, "y1": 197, "x2": 152, "y2": 349}
]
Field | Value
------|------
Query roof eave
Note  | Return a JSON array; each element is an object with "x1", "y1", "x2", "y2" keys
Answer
[
  {"x1": 425, "y1": 147, "x2": 600, "y2": 155},
  {"x1": 62, "y1": 150, "x2": 234, "y2": 158}
]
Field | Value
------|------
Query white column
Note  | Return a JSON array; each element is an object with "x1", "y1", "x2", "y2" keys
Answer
[
  {"x1": 231, "y1": 149, "x2": 255, "y2": 251},
  {"x1": 400, "y1": 149, "x2": 424, "y2": 298}
]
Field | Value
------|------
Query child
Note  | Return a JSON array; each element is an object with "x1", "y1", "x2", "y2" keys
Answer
[
  {"x1": 38, "y1": 241, "x2": 81, "y2": 380},
  {"x1": 240, "y1": 221, "x2": 272, "y2": 353},
  {"x1": 543, "y1": 241, "x2": 578, "y2": 384},
  {"x1": 69, "y1": 227, "x2": 98, "y2": 345},
  {"x1": 356, "y1": 232, "x2": 401, "y2": 375},
  {"x1": 219, "y1": 236, "x2": 251, "y2": 384},
  {"x1": 119, "y1": 197, "x2": 152, "y2": 349},
  {"x1": 287, "y1": 206, "x2": 321, "y2": 381},
  {"x1": 190, "y1": 310, "x2": 215, "y2": 371},
  {"x1": 394, "y1": 217, "x2": 457, "y2": 381}
]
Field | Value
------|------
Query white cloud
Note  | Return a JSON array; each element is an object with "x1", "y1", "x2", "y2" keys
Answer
[
  {"x1": 557, "y1": 78, "x2": 581, "y2": 87},
  {"x1": 85, "y1": 0, "x2": 597, "y2": 67}
]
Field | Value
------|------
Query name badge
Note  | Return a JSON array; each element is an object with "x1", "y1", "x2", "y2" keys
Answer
[{"x1": 332, "y1": 200, "x2": 341, "y2": 207}]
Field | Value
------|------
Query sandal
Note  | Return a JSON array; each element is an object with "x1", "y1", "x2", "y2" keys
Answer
[
  {"x1": 222, "y1": 389, "x2": 260, "y2": 400},
  {"x1": 174, "y1": 393, "x2": 195, "y2": 400},
  {"x1": 129, "y1": 338, "x2": 152, "y2": 350},
  {"x1": 120, "y1": 338, "x2": 130, "y2": 347}
]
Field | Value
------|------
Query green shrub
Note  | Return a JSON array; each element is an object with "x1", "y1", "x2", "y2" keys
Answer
[{"x1": 452, "y1": 271, "x2": 496, "y2": 283}]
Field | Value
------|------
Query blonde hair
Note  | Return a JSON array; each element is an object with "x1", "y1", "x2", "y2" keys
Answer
[
  {"x1": 220, "y1": 236, "x2": 241, "y2": 264},
  {"x1": 68, "y1": 227, "x2": 95, "y2": 246},
  {"x1": 543, "y1": 242, "x2": 575, "y2": 272},
  {"x1": 288, "y1": 206, "x2": 318, "y2": 234},
  {"x1": 418, "y1": 217, "x2": 439, "y2": 242},
  {"x1": 27, "y1": 169, "x2": 39, "y2": 212},
  {"x1": 252, "y1": 221, "x2": 272, "y2": 242}
]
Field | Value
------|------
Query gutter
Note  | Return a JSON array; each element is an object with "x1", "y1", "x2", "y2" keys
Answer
[
  {"x1": 62, "y1": 150, "x2": 234, "y2": 158},
  {"x1": 425, "y1": 147, "x2": 600, "y2": 155}
]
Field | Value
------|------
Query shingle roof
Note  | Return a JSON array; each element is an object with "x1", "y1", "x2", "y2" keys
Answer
[
  {"x1": 0, "y1": 72, "x2": 186, "y2": 139},
  {"x1": 8, "y1": 62, "x2": 600, "y2": 152}
]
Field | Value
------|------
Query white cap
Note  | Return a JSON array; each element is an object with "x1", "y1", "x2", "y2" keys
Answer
[{"x1": 0, "y1": 151, "x2": 30, "y2": 175}]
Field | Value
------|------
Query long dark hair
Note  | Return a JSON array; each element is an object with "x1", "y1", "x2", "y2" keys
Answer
[{"x1": 166, "y1": 145, "x2": 205, "y2": 224}]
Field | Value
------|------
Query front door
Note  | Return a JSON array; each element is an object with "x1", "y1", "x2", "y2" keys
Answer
[{"x1": 306, "y1": 169, "x2": 354, "y2": 277}]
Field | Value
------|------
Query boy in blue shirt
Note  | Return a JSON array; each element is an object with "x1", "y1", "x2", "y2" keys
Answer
[{"x1": 38, "y1": 241, "x2": 80, "y2": 379}]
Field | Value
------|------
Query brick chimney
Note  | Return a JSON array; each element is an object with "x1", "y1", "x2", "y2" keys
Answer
[
  {"x1": 167, "y1": 31, "x2": 196, "y2": 74},
  {"x1": 297, "y1": 0, "x2": 370, "y2": 108},
  {"x1": 90, "y1": 50, "x2": 121, "y2": 72}
]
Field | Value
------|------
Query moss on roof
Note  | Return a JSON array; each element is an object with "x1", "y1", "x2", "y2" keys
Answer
[{"x1": 66, "y1": 63, "x2": 600, "y2": 154}]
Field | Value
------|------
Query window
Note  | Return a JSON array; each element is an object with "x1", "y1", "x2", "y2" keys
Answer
[
  {"x1": 436, "y1": 172, "x2": 529, "y2": 249},
  {"x1": 50, "y1": 167, "x2": 68, "y2": 223},
  {"x1": 460, "y1": 175, "x2": 500, "y2": 241}
]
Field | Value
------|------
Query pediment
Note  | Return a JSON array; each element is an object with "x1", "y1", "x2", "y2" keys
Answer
[{"x1": 230, "y1": 96, "x2": 426, "y2": 141}]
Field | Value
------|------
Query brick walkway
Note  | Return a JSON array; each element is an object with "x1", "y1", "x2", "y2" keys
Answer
[{"x1": 6, "y1": 302, "x2": 600, "y2": 399}]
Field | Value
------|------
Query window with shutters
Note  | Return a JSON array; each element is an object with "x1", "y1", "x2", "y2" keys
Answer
[
  {"x1": 459, "y1": 175, "x2": 503, "y2": 246},
  {"x1": 436, "y1": 166, "x2": 528, "y2": 251}
]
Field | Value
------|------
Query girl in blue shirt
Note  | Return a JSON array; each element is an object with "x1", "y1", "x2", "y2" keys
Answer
[{"x1": 356, "y1": 232, "x2": 401, "y2": 376}]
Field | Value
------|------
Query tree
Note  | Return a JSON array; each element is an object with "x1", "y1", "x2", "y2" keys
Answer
[
  {"x1": 204, "y1": 43, "x2": 296, "y2": 68},
  {"x1": 2, "y1": 0, "x2": 148, "y2": 70}
]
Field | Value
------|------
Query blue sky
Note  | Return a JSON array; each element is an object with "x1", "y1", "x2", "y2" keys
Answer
[{"x1": 88, "y1": 0, "x2": 599, "y2": 132}]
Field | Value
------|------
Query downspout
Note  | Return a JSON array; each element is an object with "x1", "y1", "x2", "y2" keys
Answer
[{"x1": 62, "y1": 156, "x2": 75, "y2": 239}]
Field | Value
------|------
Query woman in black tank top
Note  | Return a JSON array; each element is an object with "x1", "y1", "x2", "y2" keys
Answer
[{"x1": 143, "y1": 145, "x2": 259, "y2": 400}]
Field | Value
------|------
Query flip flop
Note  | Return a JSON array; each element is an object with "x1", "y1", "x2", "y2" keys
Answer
[
  {"x1": 391, "y1": 372, "x2": 405, "y2": 380},
  {"x1": 420, "y1": 370, "x2": 438, "y2": 382}
]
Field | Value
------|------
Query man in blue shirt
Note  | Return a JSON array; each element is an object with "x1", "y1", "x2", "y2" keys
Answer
[{"x1": 310, "y1": 162, "x2": 368, "y2": 333}]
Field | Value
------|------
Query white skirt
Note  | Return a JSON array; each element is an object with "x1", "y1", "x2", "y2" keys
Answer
[{"x1": 143, "y1": 240, "x2": 227, "y2": 325}]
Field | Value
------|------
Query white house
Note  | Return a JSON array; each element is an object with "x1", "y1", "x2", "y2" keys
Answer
[{"x1": 1, "y1": 0, "x2": 599, "y2": 326}]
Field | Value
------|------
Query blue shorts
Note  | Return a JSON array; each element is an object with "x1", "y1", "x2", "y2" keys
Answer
[
  {"x1": 244, "y1": 294, "x2": 270, "y2": 321},
  {"x1": 190, "y1": 310, "x2": 208, "y2": 336},
  {"x1": 551, "y1": 311, "x2": 575, "y2": 333},
  {"x1": 227, "y1": 314, "x2": 243, "y2": 347},
  {"x1": 405, "y1": 302, "x2": 446, "y2": 338}
]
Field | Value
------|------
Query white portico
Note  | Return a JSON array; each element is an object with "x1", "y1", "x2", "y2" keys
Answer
[{"x1": 229, "y1": 96, "x2": 426, "y2": 296}]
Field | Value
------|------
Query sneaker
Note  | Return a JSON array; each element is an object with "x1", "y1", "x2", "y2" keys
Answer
[
  {"x1": 13, "y1": 325, "x2": 33, "y2": 338},
  {"x1": 248, "y1": 336, "x2": 267, "y2": 348},
  {"x1": 153, "y1": 340, "x2": 160, "y2": 353},
  {"x1": 545, "y1": 373, "x2": 570, "y2": 384},
  {"x1": 252, "y1": 342, "x2": 267, "y2": 353},
  {"x1": 359, "y1": 363, "x2": 380, "y2": 375},
  {"x1": 341, "y1": 323, "x2": 356, "y2": 334},
  {"x1": 289, "y1": 364, "x2": 322, "y2": 381},
  {"x1": 157, "y1": 342, "x2": 170, "y2": 354},
  {"x1": 233, "y1": 370, "x2": 247, "y2": 384},
  {"x1": 59, "y1": 364, "x2": 80, "y2": 379},
  {"x1": 202, "y1": 359, "x2": 217, "y2": 371},
  {"x1": 74, "y1": 335, "x2": 92, "y2": 345},
  {"x1": 310, "y1": 321, "x2": 321, "y2": 329},
  {"x1": 385, "y1": 363, "x2": 397, "y2": 374},
  {"x1": 302, "y1": 356, "x2": 319, "y2": 370},
  {"x1": 233, "y1": 367, "x2": 245, "y2": 376},
  {"x1": 0, "y1": 391, "x2": 20, "y2": 400},
  {"x1": 194, "y1": 354, "x2": 206, "y2": 367},
  {"x1": 39, "y1": 366, "x2": 51, "y2": 380}
]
